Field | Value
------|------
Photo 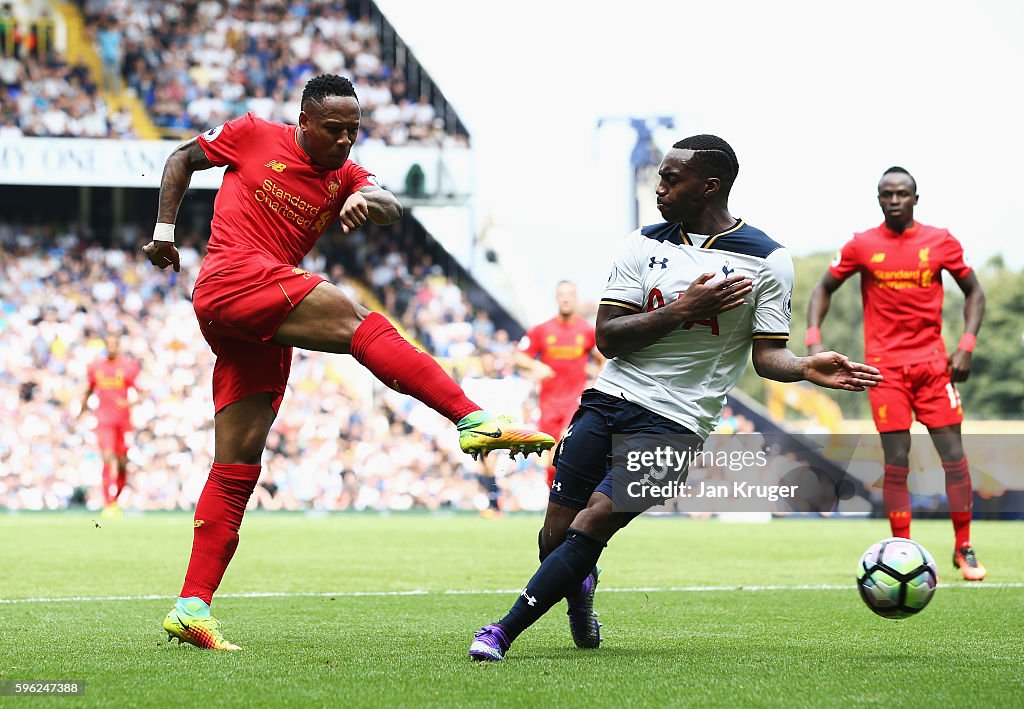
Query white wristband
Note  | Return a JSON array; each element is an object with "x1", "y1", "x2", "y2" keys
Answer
[{"x1": 153, "y1": 223, "x2": 175, "y2": 243}]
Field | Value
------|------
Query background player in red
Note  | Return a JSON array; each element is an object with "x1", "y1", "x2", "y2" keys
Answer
[
  {"x1": 807, "y1": 166, "x2": 987, "y2": 580},
  {"x1": 143, "y1": 74, "x2": 553, "y2": 650},
  {"x1": 78, "y1": 334, "x2": 141, "y2": 518},
  {"x1": 516, "y1": 280, "x2": 603, "y2": 487}
]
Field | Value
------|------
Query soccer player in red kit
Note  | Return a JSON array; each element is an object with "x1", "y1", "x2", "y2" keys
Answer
[
  {"x1": 78, "y1": 334, "x2": 140, "y2": 518},
  {"x1": 807, "y1": 166, "x2": 987, "y2": 580},
  {"x1": 143, "y1": 74, "x2": 554, "y2": 650},
  {"x1": 516, "y1": 281, "x2": 602, "y2": 487}
]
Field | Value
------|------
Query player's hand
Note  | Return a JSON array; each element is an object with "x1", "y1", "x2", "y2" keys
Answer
[
  {"x1": 803, "y1": 351, "x2": 883, "y2": 391},
  {"x1": 535, "y1": 363, "x2": 555, "y2": 381},
  {"x1": 807, "y1": 343, "x2": 825, "y2": 356},
  {"x1": 142, "y1": 240, "x2": 181, "y2": 272},
  {"x1": 948, "y1": 349, "x2": 972, "y2": 383},
  {"x1": 338, "y1": 192, "x2": 370, "y2": 234},
  {"x1": 671, "y1": 272, "x2": 753, "y2": 320}
]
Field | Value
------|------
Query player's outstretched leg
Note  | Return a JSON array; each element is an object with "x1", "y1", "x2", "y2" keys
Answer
[
  {"x1": 348, "y1": 312, "x2": 554, "y2": 458},
  {"x1": 277, "y1": 289, "x2": 556, "y2": 459}
]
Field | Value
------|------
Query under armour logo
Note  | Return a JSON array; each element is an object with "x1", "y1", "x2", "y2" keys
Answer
[
  {"x1": 649, "y1": 257, "x2": 669, "y2": 269},
  {"x1": 722, "y1": 262, "x2": 735, "y2": 278},
  {"x1": 522, "y1": 588, "x2": 538, "y2": 607},
  {"x1": 552, "y1": 481, "x2": 562, "y2": 492}
]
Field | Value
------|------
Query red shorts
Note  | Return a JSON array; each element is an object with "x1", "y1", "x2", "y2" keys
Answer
[
  {"x1": 96, "y1": 421, "x2": 130, "y2": 456},
  {"x1": 193, "y1": 258, "x2": 326, "y2": 413},
  {"x1": 868, "y1": 357, "x2": 963, "y2": 432},
  {"x1": 539, "y1": 404, "x2": 578, "y2": 441}
]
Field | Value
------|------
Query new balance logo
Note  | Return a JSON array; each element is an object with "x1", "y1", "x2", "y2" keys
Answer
[
  {"x1": 522, "y1": 588, "x2": 538, "y2": 607},
  {"x1": 871, "y1": 252, "x2": 886, "y2": 263},
  {"x1": 264, "y1": 160, "x2": 287, "y2": 173},
  {"x1": 649, "y1": 257, "x2": 669, "y2": 269},
  {"x1": 194, "y1": 520, "x2": 204, "y2": 528}
]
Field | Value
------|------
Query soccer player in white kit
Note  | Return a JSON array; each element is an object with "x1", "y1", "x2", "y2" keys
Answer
[{"x1": 469, "y1": 134, "x2": 883, "y2": 662}]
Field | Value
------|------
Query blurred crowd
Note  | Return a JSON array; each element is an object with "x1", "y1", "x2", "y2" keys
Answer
[
  {"x1": 1, "y1": 219, "x2": 864, "y2": 518},
  {"x1": 83, "y1": 0, "x2": 461, "y2": 144},
  {"x1": 0, "y1": 222, "x2": 545, "y2": 513},
  {"x1": 0, "y1": 3, "x2": 135, "y2": 138},
  {"x1": 3, "y1": 0, "x2": 466, "y2": 144}
]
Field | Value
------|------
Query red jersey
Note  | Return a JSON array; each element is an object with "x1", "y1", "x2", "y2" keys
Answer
[
  {"x1": 829, "y1": 221, "x2": 972, "y2": 365},
  {"x1": 195, "y1": 113, "x2": 374, "y2": 284},
  {"x1": 86, "y1": 355, "x2": 140, "y2": 426},
  {"x1": 519, "y1": 316, "x2": 596, "y2": 409}
]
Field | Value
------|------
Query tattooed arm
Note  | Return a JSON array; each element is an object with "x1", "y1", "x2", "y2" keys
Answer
[{"x1": 143, "y1": 139, "x2": 215, "y2": 272}]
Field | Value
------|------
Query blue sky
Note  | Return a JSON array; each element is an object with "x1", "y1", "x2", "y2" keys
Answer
[{"x1": 376, "y1": 0, "x2": 1023, "y2": 315}]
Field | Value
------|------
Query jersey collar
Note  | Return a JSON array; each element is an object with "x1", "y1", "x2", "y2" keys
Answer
[
  {"x1": 879, "y1": 220, "x2": 919, "y2": 239},
  {"x1": 677, "y1": 219, "x2": 744, "y2": 249}
]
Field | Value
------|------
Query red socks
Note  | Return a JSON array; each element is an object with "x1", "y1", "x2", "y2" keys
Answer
[
  {"x1": 883, "y1": 458, "x2": 975, "y2": 549},
  {"x1": 350, "y1": 312, "x2": 480, "y2": 423},
  {"x1": 943, "y1": 457, "x2": 973, "y2": 549},
  {"x1": 101, "y1": 463, "x2": 127, "y2": 504},
  {"x1": 180, "y1": 463, "x2": 261, "y2": 604},
  {"x1": 115, "y1": 467, "x2": 127, "y2": 500},
  {"x1": 101, "y1": 462, "x2": 114, "y2": 505},
  {"x1": 882, "y1": 464, "x2": 911, "y2": 538}
]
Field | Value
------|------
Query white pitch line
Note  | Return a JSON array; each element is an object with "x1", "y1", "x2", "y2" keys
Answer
[{"x1": 2, "y1": 582, "x2": 1022, "y2": 605}]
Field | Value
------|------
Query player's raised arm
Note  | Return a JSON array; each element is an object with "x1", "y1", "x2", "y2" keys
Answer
[
  {"x1": 337, "y1": 185, "x2": 403, "y2": 234},
  {"x1": 595, "y1": 272, "x2": 752, "y2": 359},
  {"x1": 751, "y1": 339, "x2": 881, "y2": 390},
  {"x1": 142, "y1": 138, "x2": 215, "y2": 272},
  {"x1": 948, "y1": 270, "x2": 985, "y2": 382}
]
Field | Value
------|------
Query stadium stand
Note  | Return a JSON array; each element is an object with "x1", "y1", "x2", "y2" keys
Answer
[
  {"x1": 3, "y1": 0, "x2": 469, "y2": 144},
  {"x1": 0, "y1": 219, "x2": 548, "y2": 513},
  {"x1": 0, "y1": 0, "x2": 856, "y2": 521},
  {"x1": 73, "y1": 0, "x2": 468, "y2": 144}
]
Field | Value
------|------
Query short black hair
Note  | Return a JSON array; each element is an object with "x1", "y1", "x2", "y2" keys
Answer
[
  {"x1": 672, "y1": 134, "x2": 739, "y2": 186},
  {"x1": 881, "y1": 165, "x2": 917, "y2": 193},
  {"x1": 301, "y1": 74, "x2": 358, "y2": 112}
]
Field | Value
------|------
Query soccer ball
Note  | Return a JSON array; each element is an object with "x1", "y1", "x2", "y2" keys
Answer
[{"x1": 856, "y1": 537, "x2": 938, "y2": 619}]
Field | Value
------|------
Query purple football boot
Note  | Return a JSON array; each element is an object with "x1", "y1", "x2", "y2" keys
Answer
[
  {"x1": 469, "y1": 623, "x2": 511, "y2": 662},
  {"x1": 567, "y1": 568, "x2": 601, "y2": 649}
]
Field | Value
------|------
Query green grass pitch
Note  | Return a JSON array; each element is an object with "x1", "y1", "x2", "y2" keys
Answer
[{"x1": 1, "y1": 513, "x2": 1022, "y2": 707}]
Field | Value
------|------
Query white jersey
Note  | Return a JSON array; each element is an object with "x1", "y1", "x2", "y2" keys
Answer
[{"x1": 595, "y1": 219, "x2": 793, "y2": 438}]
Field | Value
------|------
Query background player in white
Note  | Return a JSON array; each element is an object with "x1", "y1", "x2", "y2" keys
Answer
[{"x1": 469, "y1": 134, "x2": 882, "y2": 661}]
